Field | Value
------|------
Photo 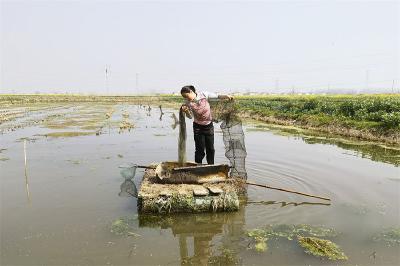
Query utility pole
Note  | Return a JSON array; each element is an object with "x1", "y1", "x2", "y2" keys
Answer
[
  {"x1": 105, "y1": 65, "x2": 110, "y2": 95},
  {"x1": 275, "y1": 78, "x2": 279, "y2": 92},
  {"x1": 392, "y1": 79, "x2": 395, "y2": 94},
  {"x1": 135, "y1": 73, "x2": 139, "y2": 93}
]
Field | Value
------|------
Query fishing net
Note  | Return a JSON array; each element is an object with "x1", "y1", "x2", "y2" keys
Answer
[
  {"x1": 177, "y1": 100, "x2": 247, "y2": 179},
  {"x1": 210, "y1": 100, "x2": 248, "y2": 180}
]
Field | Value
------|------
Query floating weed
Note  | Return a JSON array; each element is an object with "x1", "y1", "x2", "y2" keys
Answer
[
  {"x1": 341, "y1": 202, "x2": 370, "y2": 215},
  {"x1": 0, "y1": 156, "x2": 10, "y2": 161},
  {"x1": 373, "y1": 228, "x2": 400, "y2": 246},
  {"x1": 43, "y1": 131, "x2": 95, "y2": 138},
  {"x1": 246, "y1": 224, "x2": 339, "y2": 254},
  {"x1": 295, "y1": 224, "x2": 338, "y2": 238},
  {"x1": 247, "y1": 229, "x2": 269, "y2": 252},
  {"x1": 208, "y1": 247, "x2": 239, "y2": 265},
  {"x1": 110, "y1": 216, "x2": 139, "y2": 236},
  {"x1": 66, "y1": 159, "x2": 81, "y2": 165},
  {"x1": 117, "y1": 154, "x2": 123, "y2": 158},
  {"x1": 254, "y1": 240, "x2": 268, "y2": 252},
  {"x1": 297, "y1": 236, "x2": 348, "y2": 260},
  {"x1": 119, "y1": 120, "x2": 134, "y2": 132},
  {"x1": 268, "y1": 224, "x2": 296, "y2": 240}
]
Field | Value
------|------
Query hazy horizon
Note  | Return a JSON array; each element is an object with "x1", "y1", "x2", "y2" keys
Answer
[{"x1": 1, "y1": 0, "x2": 399, "y2": 94}]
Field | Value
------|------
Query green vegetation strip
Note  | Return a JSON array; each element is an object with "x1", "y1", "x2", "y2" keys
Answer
[{"x1": 1, "y1": 94, "x2": 399, "y2": 143}]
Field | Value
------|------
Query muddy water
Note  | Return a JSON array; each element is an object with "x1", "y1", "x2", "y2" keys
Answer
[{"x1": 1, "y1": 104, "x2": 399, "y2": 265}]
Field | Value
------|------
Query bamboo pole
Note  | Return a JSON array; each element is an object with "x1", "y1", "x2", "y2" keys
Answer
[
  {"x1": 245, "y1": 181, "x2": 331, "y2": 201},
  {"x1": 24, "y1": 139, "x2": 31, "y2": 202}
]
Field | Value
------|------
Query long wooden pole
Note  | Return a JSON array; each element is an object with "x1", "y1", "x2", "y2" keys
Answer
[
  {"x1": 245, "y1": 181, "x2": 331, "y2": 201},
  {"x1": 24, "y1": 139, "x2": 31, "y2": 202}
]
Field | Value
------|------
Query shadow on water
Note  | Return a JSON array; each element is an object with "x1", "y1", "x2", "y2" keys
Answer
[{"x1": 247, "y1": 123, "x2": 400, "y2": 166}]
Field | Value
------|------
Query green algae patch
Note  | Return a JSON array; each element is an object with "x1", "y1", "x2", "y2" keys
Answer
[
  {"x1": 43, "y1": 131, "x2": 96, "y2": 138},
  {"x1": 248, "y1": 224, "x2": 338, "y2": 241},
  {"x1": 297, "y1": 236, "x2": 348, "y2": 260},
  {"x1": 246, "y1": 224, "x2": 339, "y2": 254},
  {"x1": 208, "y1": 247, "x2": 240, "y2": 265},
  {"x1": 110, "y1": 216, "x2": 140, "y2": 237},
  {"x1": 247, "y1": 229, "x2": 269, "y2": 252},
  {"x1": 373, "y1": 228, "x2": 400, "y2": 246},
  {"x1": 295, "y1": 224, "x2": 338, "y2": 238}
]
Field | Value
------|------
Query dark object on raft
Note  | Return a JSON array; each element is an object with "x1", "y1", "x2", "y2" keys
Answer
[{"x1": 156, "y1": 161, "x2": 230, "y2": 184}]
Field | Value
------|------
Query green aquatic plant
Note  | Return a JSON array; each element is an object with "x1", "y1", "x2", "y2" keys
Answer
[
  {"x1": 247, "y1": 229, "x2": 269, "y2": 252},
  {"x1": 208, "y1": 247, "x2": 239, "y2": 265},
  {"x1": 249, "y1": 224, "x2": 338, "y2": 241},
  {"x1": 110, "y1": 216, "x2": 139, "y2": 236},
  {"x1": 373, "y1": 228, "x2": 400, "y2": 246},
  {"x1": 269, "y1": 224, "x2": 296, "y2": 240},
  {"x1": 297, "y1": 236, "x2": 348, "y2": 260},
  {"x1": 247, "y1": 224, "x2": 339, "y2": 254},
  {"x1": 254, "y1": 241, "x2": 268, "y2": 252},
  {"x1": 43, "y1": 131, "x2": 95, "y2": 138},
  {"x1": 295, "y1": 224, "x2": 338, "y2": 238}
]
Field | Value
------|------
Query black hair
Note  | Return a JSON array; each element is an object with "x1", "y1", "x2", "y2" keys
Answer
[{"x1": 181, "y1": 85, "x2": 196, "y2": 94}]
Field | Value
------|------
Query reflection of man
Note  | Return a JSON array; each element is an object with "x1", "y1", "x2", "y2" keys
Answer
[
  {"x1": 178, "y1": 229, "x2": 214, "y2": 265},
  {"x1": 119, "y1": 180, "x2": 138, "y2": 197},
  {"x1": 194, "y1": 235, "x2": 212, "y2": 265}
]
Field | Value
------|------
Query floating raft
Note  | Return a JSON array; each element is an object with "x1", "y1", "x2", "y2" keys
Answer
[{"x1": 137, "y1": 162, "x2": 243, "y2": 214}]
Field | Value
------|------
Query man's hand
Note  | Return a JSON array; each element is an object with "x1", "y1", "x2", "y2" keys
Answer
[
  {"x1": 181, "y1": 105, "x2": 192, "y2": 119},
  {"x1": 181, "y1": 105, "x2": 189, "y2": 112}
]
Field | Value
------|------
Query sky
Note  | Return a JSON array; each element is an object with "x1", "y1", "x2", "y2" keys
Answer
[{"x1": 1, "y1": 0, "x2": 399, "y2": 94}]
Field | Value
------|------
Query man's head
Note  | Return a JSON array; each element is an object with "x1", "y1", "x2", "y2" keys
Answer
[{"x1": 181, "y1": 85, "x2": 196, "y2": 101}]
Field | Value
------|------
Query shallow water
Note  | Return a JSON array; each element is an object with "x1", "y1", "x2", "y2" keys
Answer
[{"x1": 1, "y1": 104, "x2": 399, "y2": 265}]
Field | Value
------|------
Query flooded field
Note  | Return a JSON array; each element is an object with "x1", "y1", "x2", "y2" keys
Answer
[{"x1": 1, "y1": 103, "x2": 399, "y2": 265}]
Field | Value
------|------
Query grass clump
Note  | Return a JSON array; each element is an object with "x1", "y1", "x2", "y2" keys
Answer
[{"x1": 297, "y1": 236, "x2": 348, "y2": 260}]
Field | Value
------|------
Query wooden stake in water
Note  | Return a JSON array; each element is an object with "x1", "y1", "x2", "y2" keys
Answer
[
  {"x1": 178, "y1": 107, "x2": 187, "y2": 166},
  {"x1": 24, "y1": 139, "x2": 31, "y2": 203}
]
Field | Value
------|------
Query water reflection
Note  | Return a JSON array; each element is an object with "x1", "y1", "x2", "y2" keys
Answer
[
  {"x1": 119, "y1": 180, "x2": 138, "y2": 198},
  {"x1": 247, "y1": 124, "x2": 400, "y2": 166},
  {"x1": 147, "y1": 105, "x2": 152, "y2": 116},
  {"x1": 303, "y1": 137, "x2": 400, "y2": 166},
  {"x1": 159, "y1": 105, "x2": 165, "y2": 121},
  {"x1": 138, "y1": 206, "x2": 246, "y2": 265},
  {"x1": 171, "y1": 113, "x2": 179, "y2": 129}
]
